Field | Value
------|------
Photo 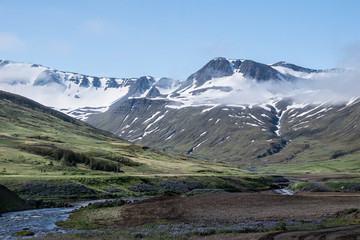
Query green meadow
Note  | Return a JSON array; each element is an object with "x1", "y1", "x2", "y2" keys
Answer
[{"x1": 0, "y1": 91, "x2": 272, "y2": 198}]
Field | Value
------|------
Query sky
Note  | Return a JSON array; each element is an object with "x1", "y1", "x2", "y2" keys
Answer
[{"x1": 0, "y1": 0, "x2": 359, "y2": 80}]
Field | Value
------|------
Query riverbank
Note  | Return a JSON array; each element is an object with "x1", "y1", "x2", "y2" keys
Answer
[
  {"x1": 0, "y1": 175, "x2": 286, "y2": 202},
  {"x1": 0, "y1": 197, "x2": 147, "y2": 239},
  {"x1": 96, "y1": 191, "x2": 360, "y2": 226},
  {"x1": 5, "y1": 173, "x2": 360, "y2": 239},
  {"x1": 33, "y1": 191, "x2": 360, "y2": 239}
]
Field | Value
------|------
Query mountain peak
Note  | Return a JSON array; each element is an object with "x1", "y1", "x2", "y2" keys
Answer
[
  {"x1": 187, "y1": 57, "x2": 234, "y2": 87},
  {"x1": 212, "y1": 57, "x2": 228, "y2": 61},
  {"x1": 188, "y1": 57, "x2": 288, "y2": 87}
]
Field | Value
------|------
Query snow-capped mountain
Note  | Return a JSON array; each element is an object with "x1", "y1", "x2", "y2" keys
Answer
[
  {"x1": 1, "y1": 57, "x2": 359, "y2": 165},
  {"x1": 0, "y1": 59, "x2": 179, "y2": 120},
  {"x1": 86, "y1": 58, "x2": 359, "y2": 165}
]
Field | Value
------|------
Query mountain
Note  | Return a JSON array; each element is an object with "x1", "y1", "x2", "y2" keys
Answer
[
  {"x1": 180, "y1": 57, "x2": 288, "y2": 89},
  {"x1": 86, "y1": 58, "x2": 359, "y2": 166},
  {"x1": 1, "y1": 57, "x2": 358, "y2": 167},
  {"x1": 0, "y1": 59, "x2": 179, "y2": 120},
  {"x1": 0, "y1": 90, "x2": 246, "y2": 178}
]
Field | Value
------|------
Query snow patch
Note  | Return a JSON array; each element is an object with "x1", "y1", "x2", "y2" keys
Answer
[
  {"x1": 246, "y1": 123, "x2": 259, "y2": 127},
  {"x1": 193, "y1": 139, "x2": 208, "y2": 151},
  {"x1": 165, "y1": 133, "x2": 175, "y2": 141},
  {"x1": 346, "y1": 97, "x2": 359, "y2": 107},
  {"x1": 201, "y1": 105, "x2": 217, "y2": 113},
  {"x1": 143, "y1": 127, "x2": 159, "y2": 137},
  {"x1": 143, "y1": 111, "x2": 161, "y2": 124},
  {"x1": 200, "y1": 131, "x2": 207, "y2": 137}
]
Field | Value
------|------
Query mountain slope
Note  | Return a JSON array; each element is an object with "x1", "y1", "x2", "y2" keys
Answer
[
  {"x1": 87, "y1": 95, "x2": 360, "y2": 165},
  {"x1": 1, "y1": 57, "x2": 358, "y2": 168},
  {"x1": 0, "y1": 59, "x2": 179, "y2": 120},
  {"x1": 0, "y1": 90, "x2": 245, "y2": 177},
  {"x1": 86, "y1": 58, "x2": 359, "y2": 166},
  {"x1": 272, "y1": 98, "x2": 360, "y2": 164}
]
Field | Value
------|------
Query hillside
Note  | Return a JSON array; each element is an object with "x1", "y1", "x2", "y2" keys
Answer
[
  {"x1": 1, "y1": 57, "x2": 359, "y2": 169},
  {"x1": 0, "y1": 90, "x2": 260, "y2": 199},
  {"x1": 0, "y1": 90, "x2": 249, "y2": 175},
  {"x1": 86, "y1": 58, "x2": 360, "y2": 167}
]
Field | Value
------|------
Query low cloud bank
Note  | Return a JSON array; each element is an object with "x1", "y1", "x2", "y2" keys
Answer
[{"x1": 210, "y1": 67, "x2": 359, "y2": 107}]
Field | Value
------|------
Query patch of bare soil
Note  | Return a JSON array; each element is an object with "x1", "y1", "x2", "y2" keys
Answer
[
  {"x1": 290, "y1": 173, "x2": 360, "y2": 182},
  {"x1": 191, "y1": 225, "x2": 360, "y2": 240},
  {"x1": 116, "y1": 192, "x2": 360, "y2": 227}
]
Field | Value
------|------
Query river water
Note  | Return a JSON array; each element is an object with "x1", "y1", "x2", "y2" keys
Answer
[
  {"x1": 274, "y1": 188, "x2": 294, "y2": 195},
  {"x1": 0, "y1": 198, "x2": 146, "y2": 239}
]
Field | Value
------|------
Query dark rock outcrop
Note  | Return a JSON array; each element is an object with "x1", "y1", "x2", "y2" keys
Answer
[
  {"x1": 0, "y1": 184, "x2": 29, "y2": 214},
  {"x1": 17, "y1": 183, "x2": 97, "y2": 198}
]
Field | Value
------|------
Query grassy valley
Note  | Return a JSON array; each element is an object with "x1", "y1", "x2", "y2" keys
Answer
[
  {"x1": 0, "y1": 90, "x2": 273, "y2": 201},
  {"x1": 2, "y1": 90, "x2": 360, "y2": 240}
]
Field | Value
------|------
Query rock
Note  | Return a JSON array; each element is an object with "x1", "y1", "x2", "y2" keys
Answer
[
  {"x1": 0, "y1": 184, "x2": 29, "y2": 213},
  {"x1": 25, "y1": 199, "x2": 72, "y2": 209},
  {"x1": 17, "y1": 183, "x2": 97, "y2": 198},
  {"x1": 128, "y1": 184, "x2": 158, "y2": 194}
]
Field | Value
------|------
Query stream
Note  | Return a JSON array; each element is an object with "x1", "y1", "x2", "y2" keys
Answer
[
  {"x1": 0, "y1": 188, "x2": 295, "y2": 239},
  {"x1": 274, "y1": 188, "x2": 294, "y2": 195},
  {"x1": 0, "y1": 198, "x2": 146, "y2": 240}
]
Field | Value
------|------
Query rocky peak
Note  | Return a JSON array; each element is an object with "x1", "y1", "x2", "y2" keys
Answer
[
  {"x1": 187, "y1": 57, "x2": 234, "y2": 87},
  {"x1": 238, "y1": 60, "x2": 285, "y2": 81},
  {"x1": 0, "y1": 59, "x2": 10, "y2": 67}
]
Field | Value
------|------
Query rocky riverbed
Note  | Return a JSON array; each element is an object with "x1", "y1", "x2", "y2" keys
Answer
[{"x1": 0, "y1": 198, "x2": 147, "y2": 239}]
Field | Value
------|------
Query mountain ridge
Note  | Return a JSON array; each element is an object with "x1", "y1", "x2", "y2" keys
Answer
[{"x1": 1, "y1": 57, "x2": 358, "y2": 167}]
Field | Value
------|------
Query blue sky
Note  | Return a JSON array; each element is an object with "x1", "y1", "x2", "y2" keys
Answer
[{"x1": 0, "y1": 0, "x2": 359, "y2": 79}]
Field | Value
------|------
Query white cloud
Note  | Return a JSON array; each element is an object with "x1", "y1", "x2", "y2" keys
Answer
[
  {"x1": 0, "y1": 32, "x2": 27, "y2": 52},
  {"x1": 193, "y1": 68, "x2": 360, "y2": 107}
]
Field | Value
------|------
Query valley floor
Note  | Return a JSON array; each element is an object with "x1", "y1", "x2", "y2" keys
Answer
[
  {"x1": 192, "y1": 225, "x2": 360, "y2": 240},
  {"x1": 37, "y1": 190, "x2": 360, "y2": 240},
  {"x1": 115, "y1": 191, "x2": 360, "y2": 226}
]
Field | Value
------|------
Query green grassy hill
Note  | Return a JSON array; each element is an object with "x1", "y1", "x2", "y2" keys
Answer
[
  {"x1": 88, "y1": 97, "x2": 360, "y2": 173},
  {"x1": 0, "y1": 91, "x2": 265, "y2": 199}
]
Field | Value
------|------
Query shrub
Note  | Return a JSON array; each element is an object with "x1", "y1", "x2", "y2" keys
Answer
[
  {"x1": 87, "y1": 199, "x2": 125, "y2": 209},
  {"x1": 128, "y1": 183, "x2": 158, "y2": 194},
  {"x1": 275, "y1": 221, "x2": 287, "y2": 231},
  {"x1": 13, "y1": 230, "x2": 35, "y2": 236},
  {"x1": 89, "y1": 158, "x2": 121, "y2": 172},
  {"x1": 160, "y1": 180, "x2": 207, "y2": 193}
]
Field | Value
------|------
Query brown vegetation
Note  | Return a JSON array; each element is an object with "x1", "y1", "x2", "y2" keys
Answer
[{"x1": 115, "y1": 191, "x2": 360, "y2": 227}]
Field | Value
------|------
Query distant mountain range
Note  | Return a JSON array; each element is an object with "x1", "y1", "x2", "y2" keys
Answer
[
  {"x1": 0, "y1": 59, "x2": 177, "y2": 120},
  {"x1": 1, "y1": 57, "x2": 359, "y2": 166}
]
